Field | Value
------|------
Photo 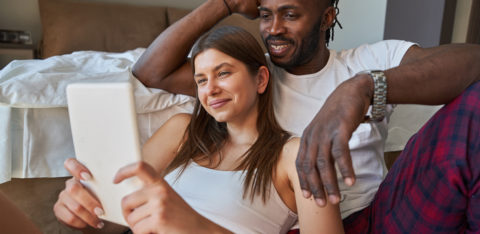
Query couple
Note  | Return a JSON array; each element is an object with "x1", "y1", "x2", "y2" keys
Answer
[
  {"x1": 55, "y1": 0, "x2": 480, "y2": 233},
  {"x1": 54, "y1": 26, "x2": 342, "y2": 233}
]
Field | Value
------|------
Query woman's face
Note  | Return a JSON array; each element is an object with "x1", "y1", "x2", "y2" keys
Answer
[{"x1": 193, "y1": 49, "x2": 267, "y2": 123}]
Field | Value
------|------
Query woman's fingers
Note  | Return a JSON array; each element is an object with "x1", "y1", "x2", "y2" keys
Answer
[
  {"x1": 64, "y1": 158, "x2": 92, "y2": 181},
  {"x1": 60, "y1": 178, "x2": 104, "y2": 228},
  {"x1": 114, "y1": 161, "x2": 158, "y2": 185},
  {"x1": 55, "y1": 187, "x2": 104, "y2": 229},
  {"x1": 53, "y1": 200, "x2": 88, "y2": 229}
]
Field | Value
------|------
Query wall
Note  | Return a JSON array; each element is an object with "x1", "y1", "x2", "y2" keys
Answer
[
  {"x1": 451, "y1": 0, "x2": 472, "y2": 43},
  {"x1": 0, "y1": 0, "x2": 386, "y2": 51},
  {"x1": 0, "y1": 0, "x2": 203, "y2": 48},
  {"x1": 384, "y1": 0, "x2": 451, "y2": 48},
  {"x1": 329, "y1": 0, "x2": 388, "y2": 51}
]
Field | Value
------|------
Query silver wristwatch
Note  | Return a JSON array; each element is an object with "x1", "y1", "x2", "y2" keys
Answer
[{"x1": 357, "y1": 70, "x2": 387, "y2": 122}]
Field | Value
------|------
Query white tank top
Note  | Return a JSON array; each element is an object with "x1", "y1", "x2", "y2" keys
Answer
[{"x1": 164, "y1": 162, "x2": 298, "y2": 233}]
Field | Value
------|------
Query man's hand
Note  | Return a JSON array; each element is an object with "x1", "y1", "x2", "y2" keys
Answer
[
  {"x1": 227, "y1": 0, "x2": 261, "y2": 19},
  {"x1": 296, "y1": 75, "x2": 374, "y2": 206}
]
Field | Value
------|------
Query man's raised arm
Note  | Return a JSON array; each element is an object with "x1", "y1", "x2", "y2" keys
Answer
[
  {"x1": 297, "y1": 43, "x2": 480, "y2": 206},
  {"x1": 132, "y1": 0, "x2": 260, "y2": 96}
]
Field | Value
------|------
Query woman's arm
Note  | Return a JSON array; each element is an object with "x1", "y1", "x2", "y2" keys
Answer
[
  {"x1": 53, "y1": 113, "x2": 191, "y2": 230},
  {"x1": 282, "y1": 138, "x2": 344, "y2": 233},
  {"x1": 113, "y1": 113, "x2": 233, "y2": 233},
  {"x1": 0, "y1": 192, "x2": 41, "y2": 234},
  {"x1": 141, "y1": 113, "x2": 192, "y2": 173}
]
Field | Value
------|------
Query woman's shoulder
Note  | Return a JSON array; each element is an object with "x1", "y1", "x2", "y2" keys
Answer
[
  {"x1": 145, "y1": 113, "x2": 191, "y2": 147},
  {"x1": 281, "y1": 137, "x2": 300, "y2": 162},
  {"x1": 277, "y1": 137, "x2": 300, "y2": 173},
  {"x1": 166, "y1": 113, "x2": 192, "y2": 126},
  {"x1": 155, "y1": 113, "x2": 192, "y2": 133}
]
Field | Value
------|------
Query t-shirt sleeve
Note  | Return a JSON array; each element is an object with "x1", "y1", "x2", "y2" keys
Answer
[
  {"x1": 375, "y1": 40, "x2": 417, "y2": 68},
  {"x1": 340, "y1": 40, "x2": 417, "y2": 72}
]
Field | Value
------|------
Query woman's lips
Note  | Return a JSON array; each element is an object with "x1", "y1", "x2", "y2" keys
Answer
[{"x1": 208, "y1": 99, "x2": 230, "y2": 109}]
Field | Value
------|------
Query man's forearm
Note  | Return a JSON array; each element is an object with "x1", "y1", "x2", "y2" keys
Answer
[
  {"x1": 132, "y1": 0, "x2": 229, "y2": 88},
  {"x1": 386, "y1": 44, "x2": 480, "y2": 105}
]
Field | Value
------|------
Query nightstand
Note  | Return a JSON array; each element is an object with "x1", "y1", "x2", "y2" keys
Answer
[{"x1": 0, "y1": 43, "x2": 34, "y2": 69}]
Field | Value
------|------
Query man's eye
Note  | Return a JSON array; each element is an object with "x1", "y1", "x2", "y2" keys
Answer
[
  {"x1": 285, "y1": 12, "x2": 296, "y2": 19},
  {"x1": 260, "y1": 12, "x2": 272, "y2": 20}
]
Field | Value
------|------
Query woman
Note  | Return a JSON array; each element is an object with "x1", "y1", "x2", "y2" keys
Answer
[{"x1": 54, "y1": 26, "x2": 344, "y2": 233}]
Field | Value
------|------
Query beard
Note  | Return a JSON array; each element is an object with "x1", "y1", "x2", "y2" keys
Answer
[{"x1": 265, "y1": 18, "x2": 323, "y2": 69}]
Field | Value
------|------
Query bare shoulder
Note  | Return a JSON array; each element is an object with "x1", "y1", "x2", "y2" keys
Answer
[
  {"x1": 277, "y1": 137, "x2": 300, "y2": 176},
  {"x1": 280, "y1": 137, "x2": 300, "y2": 164},
  {"x1": 163, "y1": 113, "x2": 192, "y2": 128},
  {"x1": 142, "y1": 113, "x2": 192, "y2": 170}
]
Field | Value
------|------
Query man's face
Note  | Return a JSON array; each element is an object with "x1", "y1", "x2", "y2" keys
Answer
[{"x1": 259, "y1": 0, "x2": 327, "y2": 71}]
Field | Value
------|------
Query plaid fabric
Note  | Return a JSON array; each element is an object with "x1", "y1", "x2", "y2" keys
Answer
[{"x1": 344, "y1": 81, "x2": 480, "y2": 234}]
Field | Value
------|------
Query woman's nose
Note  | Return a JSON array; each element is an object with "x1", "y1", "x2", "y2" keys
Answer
[{"x1": 205, "y1": 79, "x2": 220, "y2": 96}]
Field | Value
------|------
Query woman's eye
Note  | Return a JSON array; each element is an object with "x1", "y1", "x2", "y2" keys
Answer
[
  {"x1": 218, "y1": 71, "x2": 230, "y2": 78},
  {"x1": 196, "y1": 78, "x2": 207, "y2": 85}
]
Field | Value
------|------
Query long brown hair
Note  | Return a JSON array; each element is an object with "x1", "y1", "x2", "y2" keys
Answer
[{"x1": 165, "y1": 26, "x2": 291, "y2": 202}]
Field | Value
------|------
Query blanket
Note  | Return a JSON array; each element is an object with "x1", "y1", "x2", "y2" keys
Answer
[{"x1": 0, "y1": 49, "x2": 194, "y2": 183}]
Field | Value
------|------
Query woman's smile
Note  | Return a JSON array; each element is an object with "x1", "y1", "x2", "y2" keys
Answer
[{"x1": 208, "y1": 98, "x2": 232, "y2": 109}]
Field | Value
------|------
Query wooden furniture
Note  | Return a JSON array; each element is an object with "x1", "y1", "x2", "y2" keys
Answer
[{"x1": 0, "y1": 43, "x2": 34, "y2": 69}]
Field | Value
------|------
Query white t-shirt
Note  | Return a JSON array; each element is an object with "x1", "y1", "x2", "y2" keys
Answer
[{"x1": 269, "y1": 40, "x2": 415, "y2": 218}]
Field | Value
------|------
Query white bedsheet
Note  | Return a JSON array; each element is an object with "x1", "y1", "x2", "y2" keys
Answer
[{"x1": 0, "y1": 49, "x2": 194, "y2": 183}]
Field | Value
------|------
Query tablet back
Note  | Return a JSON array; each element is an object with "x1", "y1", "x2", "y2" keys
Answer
[{"x1": 66, "y1": 82, "x2": 141, "y2": 226}]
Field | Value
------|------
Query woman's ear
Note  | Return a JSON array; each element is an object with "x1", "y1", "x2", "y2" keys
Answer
[{"x1": 256, "y1": 66, "x2": 269, "y2": 94}]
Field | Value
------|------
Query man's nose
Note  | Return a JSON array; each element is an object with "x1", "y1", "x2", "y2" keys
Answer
[{"x1": 268, "y1": 17, "x2": 286, "y2": 35}]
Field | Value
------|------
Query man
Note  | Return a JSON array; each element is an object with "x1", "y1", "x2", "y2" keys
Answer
[{"x1": 135, "y1": 0, "x2": 480, "y2": 232}]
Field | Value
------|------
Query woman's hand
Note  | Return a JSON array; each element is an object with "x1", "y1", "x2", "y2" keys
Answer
[
  {"x1": 114, "y1": 162, "x2": 231, "y2": 234},
  {"x1": 53, "y1": 158, "x2": 105, "y2": 229}
]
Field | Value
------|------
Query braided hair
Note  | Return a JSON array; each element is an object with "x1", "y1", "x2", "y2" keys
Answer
[{"x1": 325, "y1": 0, "x2": 342, "y2": 45}]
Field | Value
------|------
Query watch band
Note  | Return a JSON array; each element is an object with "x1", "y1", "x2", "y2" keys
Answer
[{"x1": 358, "y1": 70, "x2": 387, "y2": 122}]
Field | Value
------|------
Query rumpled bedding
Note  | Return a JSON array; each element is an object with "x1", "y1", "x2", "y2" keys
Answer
[{"x1": 0, "y1": 49, "x2": 194, "y2": 183}]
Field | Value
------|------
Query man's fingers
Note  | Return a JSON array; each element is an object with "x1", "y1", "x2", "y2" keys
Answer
[
  {"x1": 331, "y1": 133, "x2": 355, "y2": 186},
  {"x1": 316, "y1": 153, "x2": 341, "y2": 205},
  {"x1": 306, "y1": 169, "x2": 326, "y2": 206},
  {"x1": 317, "y1": 136, "x2": 343, "y2": 204},
  {"x1": 64, "y1": 158, "x2": 92, "y2": 181},
  {"x1": 302, "y1": 137, "x2": 329, "y2": 206},
  {"x1": 296, "y1": 137, "x2": 312, "y2": 198}
]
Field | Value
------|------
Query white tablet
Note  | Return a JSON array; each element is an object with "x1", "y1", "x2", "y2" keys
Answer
[{"x1": 66, "y1": 82, "x2": 142, "y2": 226}]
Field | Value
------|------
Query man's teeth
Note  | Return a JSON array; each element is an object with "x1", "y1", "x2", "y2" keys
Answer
[{"x1": 271, "y1": 44, "x2": 288, "y2": 50}]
